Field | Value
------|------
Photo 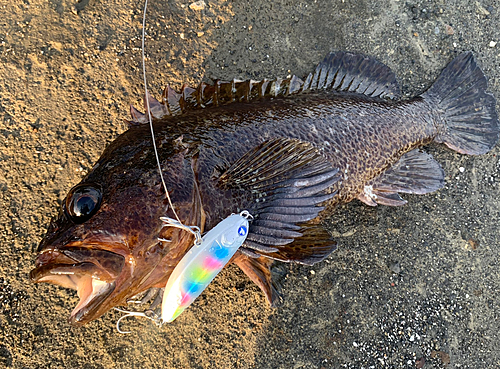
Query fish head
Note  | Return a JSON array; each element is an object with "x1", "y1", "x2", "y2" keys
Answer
[{"x1": 30, "y1": 132, "x2": 204, "y2": 326}]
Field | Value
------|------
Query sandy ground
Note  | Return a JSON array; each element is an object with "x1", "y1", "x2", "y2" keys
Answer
[{"x1": 1, "y1": 0, "x2": 500, "y2": 368}]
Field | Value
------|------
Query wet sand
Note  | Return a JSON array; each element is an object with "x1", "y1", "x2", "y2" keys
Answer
[{"x1": 1, "y1": 0, "x2": 499, "y2": 367}]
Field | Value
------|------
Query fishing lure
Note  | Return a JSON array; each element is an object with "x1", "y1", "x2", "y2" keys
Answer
[
  {"x1": 114, "y1": 211, "x2": 252, "y2": 332},
  {"x1": 161, "y1": 211, "x2": 252, "y2": 323}
]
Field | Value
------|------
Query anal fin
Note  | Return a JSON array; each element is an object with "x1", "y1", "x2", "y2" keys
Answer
[
  {"x1": 358, "y1": 149, "x2": 445, "y2": 206},
  {"x1": 256, "y1": 223, "x2": 337, "y2": 266}
]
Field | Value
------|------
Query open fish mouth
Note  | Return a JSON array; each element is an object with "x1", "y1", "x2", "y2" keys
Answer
[{"x1": 30, "y1": 248, "x2": 125, "y2": 325}]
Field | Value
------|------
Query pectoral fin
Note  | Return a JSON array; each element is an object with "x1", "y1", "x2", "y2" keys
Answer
[
  {"x1": 219, "y1": 138, "x2": 340, "y2": 265},
  {"x1": 358, "y1": 149, "x2": 445, "y2": 206}
]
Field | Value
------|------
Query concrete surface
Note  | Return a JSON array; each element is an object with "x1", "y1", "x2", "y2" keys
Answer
[{"x1": 1, "y1": 0, "x2": 499, "y2": 368}]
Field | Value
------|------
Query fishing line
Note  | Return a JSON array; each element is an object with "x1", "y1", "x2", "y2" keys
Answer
[
  {"x1": 141, "y1": 0, "x2": 175, "y2": 220},
  {"x1": 113, "y1": 0, "x2": 204, "y2": 334},
  {"x1": 141, "y1": 0, "x2": 201, "y2": 244},
  {"x1": 114, "y1": 0, "x2": 251, "y2": 332}
]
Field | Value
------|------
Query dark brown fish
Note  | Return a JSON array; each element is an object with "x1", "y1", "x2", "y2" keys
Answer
[{"x1": 30, "y1": 52, "x2": 499, "y2": 326}]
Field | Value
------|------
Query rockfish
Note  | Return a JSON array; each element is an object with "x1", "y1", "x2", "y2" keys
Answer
[{"x1": 30, "y1": 51, "x2": 499, "y2": 325}]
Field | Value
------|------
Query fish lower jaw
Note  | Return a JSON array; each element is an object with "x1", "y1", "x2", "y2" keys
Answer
[
  {"x1": 31, "y1": 267, "x2": 116, "y2": 326},
  {"x1": 30, "y1": 246, "x2": 127, "y2": 325},
  {"x1": 31, "y1": 274, "x2": 115, "y2": 326},
  {"x1": 69, "y1": 276, "x2": 114, "y2": 325}
]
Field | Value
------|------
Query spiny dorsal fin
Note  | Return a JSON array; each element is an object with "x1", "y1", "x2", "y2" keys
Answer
[
  {"x1": 219, "y1": 138, "x2": 340, "y2": 265},
  {"x1": 145, "y1": 91, "x2": 166, "y2": 119},
  {"x1": 127, "y1": 51, "x2": 400, "y2": 125},
  {"x1": 127, "y1": 105, "x2": 147, "y2": 126},
  {"x1": 127, "y1": 77, "x2": 304, "y2": 124},
  {"x1": 357, "y1": 149, "x2": 445, "y2": 207}
]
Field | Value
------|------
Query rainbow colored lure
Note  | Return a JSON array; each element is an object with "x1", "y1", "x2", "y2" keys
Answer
[{"x1": 161, "y1": 211, "x2": 252, "y2": 323}]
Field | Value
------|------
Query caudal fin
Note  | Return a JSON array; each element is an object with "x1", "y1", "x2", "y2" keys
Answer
[{"x1": 423, "y1": 52, "x2": 499, "y2": 155}]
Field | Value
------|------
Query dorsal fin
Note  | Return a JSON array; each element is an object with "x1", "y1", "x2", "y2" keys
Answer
[
  {"x1": 302, "y1": 51, "x2": 401, "y2": 99},
  {"x1": 127, "y1": 51, "x2": 400, "y2": 124}
]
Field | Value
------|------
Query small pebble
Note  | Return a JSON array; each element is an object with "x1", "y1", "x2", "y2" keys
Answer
[
  {"x1": 459, "y1": 166, "x2": 465, "y2": 173},
  {"x1": 489, "y1": 41, "x2": 497, "y2": 48},
  {"x1": 476, "y1": 3, "x2": 491, "y2": 16},
  {"x1": 189, "y1": 1, "x2": 206, "y2": 11},
  {"x1": 389, "y1": 262, "x2": 401, "y2": 274}
]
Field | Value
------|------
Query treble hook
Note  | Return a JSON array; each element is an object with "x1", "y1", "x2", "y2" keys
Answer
[{"x1": 114, "y1": 308, "x2": 161, "y2": 334}]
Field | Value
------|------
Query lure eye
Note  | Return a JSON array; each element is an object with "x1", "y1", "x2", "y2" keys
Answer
[
  {"x1": 65, "y1": 185, "x2": 102, "y2": 223},
  {"x1": 237, "y1": 226, "x2": 247, "y2": 236}
]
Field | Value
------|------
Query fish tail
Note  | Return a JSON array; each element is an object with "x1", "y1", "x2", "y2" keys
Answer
[{"x1": 423, "y1": 52, "x2": 499, "y2": 155}]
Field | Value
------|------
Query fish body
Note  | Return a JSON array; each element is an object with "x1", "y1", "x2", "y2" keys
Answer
[{"x1": 30, "y1": 52, "x2": 499, "y2": 325}]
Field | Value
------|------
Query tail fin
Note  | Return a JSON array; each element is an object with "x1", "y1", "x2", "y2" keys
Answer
[{"x1": 423, "y1": 52, "x2": 499, "y2": 155}]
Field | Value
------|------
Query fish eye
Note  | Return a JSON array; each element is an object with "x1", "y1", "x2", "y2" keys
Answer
[{"x1": 65, "y1": 185, "x2": 102, "y2": 223}]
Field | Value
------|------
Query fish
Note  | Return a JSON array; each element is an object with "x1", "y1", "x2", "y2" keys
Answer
[{"x1": 30, "y1": 51, "x2": 499, "y2": 326}]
